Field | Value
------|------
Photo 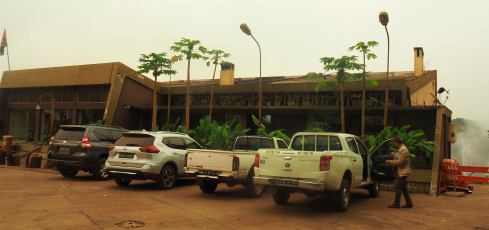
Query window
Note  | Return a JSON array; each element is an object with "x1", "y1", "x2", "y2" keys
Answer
[
  {"x1": 92, "y1": 128, "x2": 111, "y2": 142},
  {"x1": 115, "y1": 133, "x2": 155, "y2": 147},
  {"x1": 355, "y1": 138, "x2": 368, "y2": 156},
  {"x1": 110, "y1": 130, "x2": 125, "y2": 143},
  {"x1": 277, "y1": 140, "x2": 288, "y2": 149},
  {"x1": 234, "y1": 137, "x2": 274, "y2": 151},
  {"x1": 53, "y1": 126, "x2": 86, "y2": 141},
  {"x1": 290, "y1": 135, "x2": 303, "y2": 151},
  {"x1": 346, "y1": 137, "x2": 359, "y2": 154},
  {"x1": 329, "y1": 136, "x2": 343, "y2": 151},
  {"x1": 316, "y1": 135, "x2": 329, "y2": 151},
  {"x1": 162, "y1": 137, "x2": 186, "y2": 150},
  {"x1": 184, "y1": 138, "x2": 202, "y2": 149},
  {"x1": 303, "y1": 135, "x2": 315, "y2": 151}
]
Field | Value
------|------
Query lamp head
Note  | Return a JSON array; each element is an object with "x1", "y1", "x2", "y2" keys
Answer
[
  {"x1": 379, "y1": 11, "x2": 389, "y2": 26},
  {"x1": 240, "y1": 23, "x2": 252, "y2": 36}
]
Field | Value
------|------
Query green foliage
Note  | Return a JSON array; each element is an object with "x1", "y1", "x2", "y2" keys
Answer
[
  {"x1": 189, "y1": 116, "x2": 249, "y2": 150},
  {"x1": 161, "y1": 118, "x2": 185, "y2": 133},
  {"x1": 206, "y1": 49, "x2": 231, "y2": 66},
  {"x1": 365, "y1": 125, "x2": 434, "y2": 159},
  {"x1": 170, "y1": 38, "x2": 208, "y2": 61},
  {"x1": 348, "y1": 40, "x2": 379, "y2": 87},
  {"x1": 251, "y1": 115, "x2": 291, "y2": 144},
  {"x1": 306, "y1": 121, "x2": 331, "y2": 132},
  {"x1": 308, "y1": 55, "x2": 363, "y2": 92},
  {"x1": 137, "y1": 52, "x2": 177, "y2": 77},
  {"x1": 39, "y1": 133, "x2": 50, "y2": 145}
]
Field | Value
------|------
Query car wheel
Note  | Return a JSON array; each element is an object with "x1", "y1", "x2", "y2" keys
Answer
[
  {"x1": 92, "y1": 159, "x2": 110, "y2": 181},
  {"x1": 199, "y1": 181, "x2": 218, "y2": 193},
  {"x1": 272, "y1": 188, "x2": 290, "y2": 205},
  {"x1": 368, "y1": 181, "x2": 380, "y2": 198},
  {"x1": 59, "y1": 167, "x2": 78, "y2": 178},
  {"x1": 246, "y1": 182, "x2": 266, "y2": 198},
  {"x1": 115, "y1": 177, "x2": 132, "y2": 187},
  {"x1": 336, "y1": 176, "x2": 351, "y2": 212},
  {"x1": 157, "y1": 165, "x2": 176, "y2": 190}
]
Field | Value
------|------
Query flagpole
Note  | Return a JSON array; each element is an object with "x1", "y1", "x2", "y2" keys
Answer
[{"x1": 6, "y1": 43, "x2": 10, "y2": 71}]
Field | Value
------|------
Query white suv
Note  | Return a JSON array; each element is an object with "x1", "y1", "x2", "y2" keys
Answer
[{"x1": 105, "y1": 131, "x2": 202, "y2": 189}]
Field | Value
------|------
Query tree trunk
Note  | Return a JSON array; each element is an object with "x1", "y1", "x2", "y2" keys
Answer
[
  {"x1": 185, "y1": 58, "x2": 191, "y2": 133},
  {"x1": 152, "y1": 75, "x2": 158, "y2": 131},
  {"x1": 361, "y1": 53, "x2": 366, "y2": 139},
  {"x1": 166, "y1": 76, "x2": 172, "y2": 127},
  {"x1": 209, "y1": 63, "x2": 218, "y2": 120},
  {"x1": 340, "y1": 84, "x2": 345, "y2": 133}
]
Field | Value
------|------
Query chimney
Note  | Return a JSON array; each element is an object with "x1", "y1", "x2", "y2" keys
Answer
[
  {"x1": 414, "y1": 47, "x2": 424, "y2": 77},
  {"x1": 220, "y1": 62, "x2": 235, "y2": 85}
]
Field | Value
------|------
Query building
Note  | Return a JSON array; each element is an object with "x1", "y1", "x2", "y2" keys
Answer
[
  {"x1": 0, "y1": 62, "x2": 156, "y2": 142},
  {"x1": 0, "y1": 47, "x2": 453, "y2": 195}
]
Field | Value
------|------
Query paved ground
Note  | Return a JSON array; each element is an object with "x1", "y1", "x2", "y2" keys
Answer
[{"x1": 0, "y1": 166, "x2": 488, "y2": 230}]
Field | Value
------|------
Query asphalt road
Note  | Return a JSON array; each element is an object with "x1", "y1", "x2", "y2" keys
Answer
[{"x1": 0, "y1": 166, "x2": 488, "y2": 230}]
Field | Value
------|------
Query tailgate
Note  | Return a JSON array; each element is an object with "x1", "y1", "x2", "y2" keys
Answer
[
  {"x1": 108, "y1": 146, "x2": 149, "y2": 168},
  {"x1": 258, "y1": 149, "x2": 325, "y2": 180},
  {"x1": 186, "y1": 149, "x2": 235, "y2": 172}
]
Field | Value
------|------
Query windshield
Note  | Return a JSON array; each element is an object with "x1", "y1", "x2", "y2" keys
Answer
[
  {"x1": 54, "y1": 127, "x2": 86, "y2": 141},
  {"x1": 115, "y1": 133, "x2": 155, "y2": 147}
]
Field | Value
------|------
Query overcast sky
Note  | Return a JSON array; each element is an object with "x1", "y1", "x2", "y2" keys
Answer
[{"x1": 0, "y1": 0, "x2": 488, "y2": 128}]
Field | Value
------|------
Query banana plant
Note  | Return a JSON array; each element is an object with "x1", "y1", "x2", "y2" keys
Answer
[
  {"x1": 365, "y1": 125, "x2": 434, "y2": 159},
  {"x1": 251, "y1": 115, "x2": 291, "y2": 144}
]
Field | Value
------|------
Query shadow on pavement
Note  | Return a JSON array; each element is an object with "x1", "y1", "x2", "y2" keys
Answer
[{"x1": 105, "y1": 178, "x2": 196, "y2": 191}]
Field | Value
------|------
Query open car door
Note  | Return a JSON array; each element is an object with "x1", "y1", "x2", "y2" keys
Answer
[{"x1": 370, "y1": 139, "x2": 396, "y2": 182}]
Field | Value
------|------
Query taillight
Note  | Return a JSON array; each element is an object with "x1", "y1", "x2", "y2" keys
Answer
[
  {"x1": 232, "y1": 156, "x2": 240, "y2": 171},
  {"x1": 139, "y1": 146, "x2": 160, "y2": 153},
  {"x1": 254, "y1": 153, "x2": 260, "y2": 168},
  {"x1": 81, "y1": 136, "x2": 92, "y2": 149},
  {"x1": 108, "y1": 144, "x2": 115, "y2": 151},
  {"x1": 320, "y1": 155, "x2": 333, "y2": 171}
]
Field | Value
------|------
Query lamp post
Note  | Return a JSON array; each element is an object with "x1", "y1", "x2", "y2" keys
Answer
[
  {"x1": 240, "y1": 23, "x2": 263, "y2": 122},
  {"x1": 379, "y1": 11, "x2": 390, "y2": 129}
]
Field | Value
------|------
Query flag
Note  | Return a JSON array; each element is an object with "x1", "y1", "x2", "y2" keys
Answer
[{"x1": 0, "y1": 30, "x2": 7, "y2": 56}]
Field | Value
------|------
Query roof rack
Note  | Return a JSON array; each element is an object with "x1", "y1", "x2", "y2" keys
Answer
[{"x1": 86, "y1": 124, "x2": 128, "y2": 130}]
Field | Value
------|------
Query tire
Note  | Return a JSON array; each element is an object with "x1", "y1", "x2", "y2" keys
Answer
[
  {"x1": 199, "y1": 181, "x2": 218, "y2": 193},
  {"x1": 115, "y1": 177, "x2": 132, "y2": 187},
  {"x1": 335, "y1": 176, "x2": 351, "y2": 212},
  {"x1": 368, "y1": 181, "x2": 380, "y2": 198},
  {"x1": 272, "y1": 188, "x2": 290, "y2": 205},
  {"x1": 59, "y1": 167, "x2": 78, "y2": 178},
  {"x1": 92, "y1": 159, "x2": 110, "y2": 181},
  {"x1": 246, "y1": 182, "x2": 266, "y2": 198},
  {"x1": 156, "y1": 164, "x2": 177, "y2": 190}
]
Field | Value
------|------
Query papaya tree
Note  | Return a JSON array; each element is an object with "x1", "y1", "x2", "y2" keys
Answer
[
  {"x1": 137, "y1": 52, "x2": 177, "y2": 131},
  {"x1": 348, "y1": 41, "x2": 379, "y2": 138},
  {"x1": 307, "y1": 56, "x2": 363, "y2": 132},
  {"x1": 206, "y1": 49, "x2": 230, "y2": 120},
  {"x1": 170, "y1": 38, "x2": 208, "y2": 132}
]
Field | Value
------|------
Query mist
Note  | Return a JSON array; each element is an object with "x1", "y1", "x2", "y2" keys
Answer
[{"x1": 452, "y1": 119, "x2": 489, "y2": 167}]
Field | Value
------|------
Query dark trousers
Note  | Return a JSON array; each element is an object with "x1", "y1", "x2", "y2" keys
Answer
[{"x1": 394, "y1": 176, "x2": 413, "y2": 206}]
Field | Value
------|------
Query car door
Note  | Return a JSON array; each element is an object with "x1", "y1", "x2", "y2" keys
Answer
[
  {"x1": 354, "y1": 137, "x2": 369, "y2": 181},
  {"x1": 370, "y1": 139, "x2": 396, "y2": 181},
  {"x1": 345, "y1": 137, "x2": 363, "y2": 186},
  {"x1": 162, "y1": 137, "x2": 187, "y2": 175}
]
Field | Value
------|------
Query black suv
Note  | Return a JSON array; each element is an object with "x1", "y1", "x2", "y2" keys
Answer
[{"x1": 47, "y1": 125, "x2": 127, "y2": 180}]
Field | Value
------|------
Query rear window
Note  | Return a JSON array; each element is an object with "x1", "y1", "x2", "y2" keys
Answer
[
  {"x1": 54, "y1": 127, "x2": 86, "y2": 141},
  {"x1": 115, "y1": 133, "x2": 155, "y2": 147},
  {"x1": 234, "y1": 137, "x2": 274, "y2": 151}
]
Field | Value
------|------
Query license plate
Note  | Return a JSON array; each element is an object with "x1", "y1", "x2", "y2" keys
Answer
[
  {"x1": 118, "y1": 153, "x2": 134, "y2": 159},
  {"x1": 58, "y1": 146, "x2": 70, "y2": 153},
  {"x1": 269, "y1": 178, "x2": 299, "y2": 187}
]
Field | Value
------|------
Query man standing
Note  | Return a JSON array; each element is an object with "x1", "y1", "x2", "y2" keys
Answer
[{"x1": 386, "y1": 137, "x2": 413, "y2": 208}]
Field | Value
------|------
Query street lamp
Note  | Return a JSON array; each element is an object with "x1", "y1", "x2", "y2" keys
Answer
[
  {"x1": 240, "y1": 23, "x2": 263, "y2": 122},
  {"x1": 379, "y1": 11, "x2": 390, "y2": 129}
]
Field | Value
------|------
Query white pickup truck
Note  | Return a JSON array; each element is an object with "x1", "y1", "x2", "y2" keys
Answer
[
  {"x1": 253, "y1": 132, "x2": 395, "y2": 211},
  {"x1": 185, "y1": 136, "x2": 288, "y2": 197}
]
